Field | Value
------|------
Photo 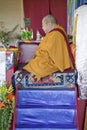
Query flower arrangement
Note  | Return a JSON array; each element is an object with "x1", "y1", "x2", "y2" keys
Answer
[
  {"x1": 21, "y1": 28, "x2": 33, "y2": 40},
  {"x1": 0, "y1": 82, "x2": 15, "y2": 130},
  {"x1": 0, "y1": 23, "x2": 19, "y2": 48},
  {"x1": 21, "y1": 18, "x2": 33, "y2": 41}
]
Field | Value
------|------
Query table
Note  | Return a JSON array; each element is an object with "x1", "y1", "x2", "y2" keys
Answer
[{"x1": 18, "y1": 40, "x2": 40, "y2": 63}]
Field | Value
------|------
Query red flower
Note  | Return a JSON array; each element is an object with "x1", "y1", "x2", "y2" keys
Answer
[
  {"x1": 0, "y1": 101, "x2": 5, "y2": 108},
  {"x1": 6, "y1": 93, "x2": 14, "y2": 101}
]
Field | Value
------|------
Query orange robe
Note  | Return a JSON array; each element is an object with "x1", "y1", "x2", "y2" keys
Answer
[{"x1": 23, "y1": 25, "x2": 74, "y2": 80}]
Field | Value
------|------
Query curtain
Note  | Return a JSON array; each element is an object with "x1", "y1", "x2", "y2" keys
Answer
[
  {"x1": 23, "y1": 0, "x2": 67, "y2": 40},
  {"x1": 50, "y1": 0, "x2": 67, "y2": 30}
]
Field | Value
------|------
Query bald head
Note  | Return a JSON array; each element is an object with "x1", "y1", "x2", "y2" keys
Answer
[
  {"x1": 42, "y1": 14, "x2": 57, "y2": 24},
  {"x1": 42, "y1": 14, "x2": 57, "y2": 33}
]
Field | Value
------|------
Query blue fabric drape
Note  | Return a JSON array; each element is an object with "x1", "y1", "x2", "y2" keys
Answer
[{"x1": 75, "y1": 0, "x2": 87, "y2": 9}]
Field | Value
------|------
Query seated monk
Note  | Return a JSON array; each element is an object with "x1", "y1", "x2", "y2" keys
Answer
[
  {"x1": 12, "y1": 15, "x2": 75, "y2": 84},
  {"x1": 22, "y1": 14, "x2": 75, "y2": 81}
]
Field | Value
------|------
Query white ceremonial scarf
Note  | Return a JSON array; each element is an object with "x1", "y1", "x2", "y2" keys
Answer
[{"x1": 75, "y1": 5, "x2": 87, "y2": 99}]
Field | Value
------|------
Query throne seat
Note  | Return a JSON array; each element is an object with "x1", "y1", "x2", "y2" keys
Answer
[{"x1": 12, "y1": 69, "x2": 77, "y2": 89}]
